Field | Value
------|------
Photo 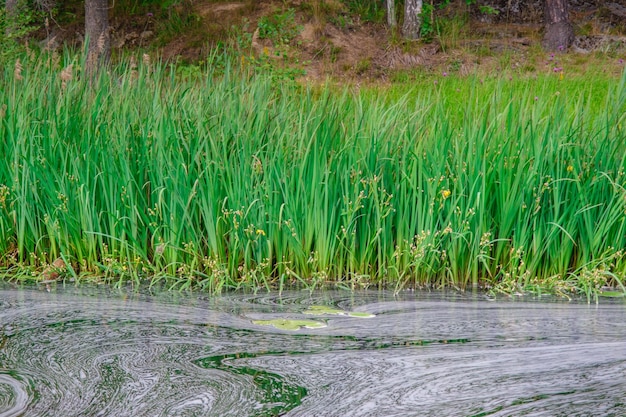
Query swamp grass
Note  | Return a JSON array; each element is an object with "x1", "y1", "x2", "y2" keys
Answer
[{"x1": 1, "y1": 51, "x2": 626, "y2": 299}]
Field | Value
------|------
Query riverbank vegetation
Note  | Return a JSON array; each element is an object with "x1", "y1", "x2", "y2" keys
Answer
[{"x1": 1, "y1": 50, "x2": 626, "y2": 300}]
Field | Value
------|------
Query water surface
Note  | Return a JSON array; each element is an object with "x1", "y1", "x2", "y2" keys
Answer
[{"x1": 1, "y1": 285, "x2": 625, "y2": 416}]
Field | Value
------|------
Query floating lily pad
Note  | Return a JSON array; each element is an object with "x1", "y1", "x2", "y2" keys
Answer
[
  {"x1": 599, "y1": 291, "x2": 626, "y2": 298},
  {"x1": 252, "y1": 319, "x2": 327, "y2": 331},
  {"x1": 303, "y1": 305, "x2": 375, "y2": 318}
]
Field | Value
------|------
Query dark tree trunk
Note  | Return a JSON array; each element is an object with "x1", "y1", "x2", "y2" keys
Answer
[
  {"x1": 543, "y1": 0, "x2": 574, "y2": 51},
  {"x1": 402, "y1": 0, "x2": 422, "y2": 39},
  {"x1": 85, "y1": 0, "x2": 110, "y2": 74}
]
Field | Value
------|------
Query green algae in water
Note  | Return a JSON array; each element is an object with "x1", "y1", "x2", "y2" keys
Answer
[
  {"x1": 599, "y1": 291, "x2": 626, "y2": 298},
  {"x1": 194, "y1": 352, "x2": 307, "y2": 416},
  {"x1": 252, "y1": 319, "x2": 327, "y2": 331},
  {"x1": 303, "y1": 305, "x2": 375, "y2": 318},
  {"x1": 346, "y1": 311, "x2": 376, "y2": 318},
  {"x1": 302, "y1": 305, "x2": 345, "y2": 315}
]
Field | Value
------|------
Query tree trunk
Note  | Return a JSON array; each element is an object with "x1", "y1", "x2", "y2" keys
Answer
[
  {"x1": 402, "y1": 0, "x2": 422, "y2": 40},
  {"x1": 5, "y1": 0, "x2": 19, "y2": 37},
  {"x1": 543, "y1": 0, "x2": 574, "y2": 51},
  {"x1": 5, "y1": 0, "x2": 18, "y2": 16},
  {"x1": 85, "y1": 0, "x2": 110, "y2": 74},
  {"x1": 387, "y1": 0, "x2": 396, "y2": 28}
]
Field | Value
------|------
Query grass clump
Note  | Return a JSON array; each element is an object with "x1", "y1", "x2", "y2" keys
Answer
[{"x1": 1, "y1": 50, "x2": 626, "y2": 300}]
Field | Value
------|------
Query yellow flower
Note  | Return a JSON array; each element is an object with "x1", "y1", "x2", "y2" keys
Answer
[
  {"x1": 441, "y1": 189, "x2": 451, "y2": 199},
  {"x1": 566, "y1": 165, "x2": 574, "y2": 172},
  {"x1": 256, "y1": 229, "x2": 266, "y2": 236}
]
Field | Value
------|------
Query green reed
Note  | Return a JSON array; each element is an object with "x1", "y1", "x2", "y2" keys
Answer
[{"x1": 1, "y1": 51, "x2": 626, "y2": 298}]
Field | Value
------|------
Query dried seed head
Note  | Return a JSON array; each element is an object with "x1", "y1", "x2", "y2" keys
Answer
[
  {"x1": 60, "y1": 64, "x2": 73, "y2": 81},
  {"x1": 51, "y1": 51, "x2": 60, "y2": 69},
  {"x1": 142, "y1": 53, "x2": 150, "y2": 66},
  {"x1": 14, "y1": 59, "x2": 23, "y2": 81},
  {"x1": 128, "y1": 56, "x2": 139, "y2": 81},
  {"x1": 60, "y1": 64, "x2": 73, "y2": 89},
  {"x1": 155, "y1": 243, "x2": 166, "y2": 256},
  {"x1": 252, "y1": 155, "x2": 263, "y2": 174}
]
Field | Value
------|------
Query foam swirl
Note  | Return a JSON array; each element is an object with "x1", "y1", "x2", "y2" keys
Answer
[{"x1": 0, "y1": 286, "x2": 625, "y2": 416}]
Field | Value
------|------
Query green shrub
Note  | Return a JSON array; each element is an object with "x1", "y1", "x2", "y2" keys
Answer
[
  {"x1": 258, "y1": 8, "x2": 302, "y2": 46},
  {"x1": 0, "y1": 2, "x2": 40, "y2": 65}
]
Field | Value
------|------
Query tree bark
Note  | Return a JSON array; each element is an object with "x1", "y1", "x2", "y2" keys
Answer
[
  {"x1": 402, "y1": 0, "x2": 422, "y2": 40},
  {"x1": 5, "y1": 0, "x2": 17, "y2": 16},
  {"x1": 5, "y1": 0, "x2": 19, "y2": 37},
  {"x1": 543, "y1": 0, "x2": 574, "y2": 51},
  {"x1": 85, "y1": 0, "x2": 110, "y2": 74},
  {"x1": 387, "y1": 0, "x2": 396, "y2": 29}
]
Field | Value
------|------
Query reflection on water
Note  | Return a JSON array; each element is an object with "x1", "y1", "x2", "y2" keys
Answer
[{"x1": 0, "y1": 284, "x2": 625, "y2": 416}]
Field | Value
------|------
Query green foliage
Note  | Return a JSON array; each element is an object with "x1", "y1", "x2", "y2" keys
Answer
[
  {"x1": 448, "y1": 58, "x2": 462, "y2": 72},
  {"x1": 117, "y1": 0, "x2": 183, "y2": 13},
  {"x1": 342, "y1": 0, "x2": 385, "y2": 24},
  {"x1": 257, "y1": 8, "x2": 302, "y2": 46},
  {"x1": 327, "y1": 13, "x2": 356, "y2": 29},
  {"x1": 419, "y1": 1, "x2": 472, "y2": 47},
  {"x1": 478, "y1": 5, "x2": 499, "y2": 15},
  {"x1": 355, "y1": 57, "x2": 371, "y2": 74},
  {"x1": 2, "y1": 51, "x2": 626, "y2": 299},
  {"x1": 174, "y1": 62, "x2": 202, "y2": 80},
  {"x1": 229, "y1": 18, "x2": 254, "y2": 51},
  {"x1": 437, "y1": 12, "x2": 469, "y2": 42},
  {"x1": 0, "y1": 2, "x2": 41, "y2": 65},
  {"x1": 243, "y1": 52, "x2": 307, "y2": 82},
  {"x1": 420, "y1": 0, "x2": 488, "y2": 45},
  {"x1": 155, "y1": 5, "x2": 202, "y2": 46},
  {"x1": 419, "y1": 3, "x2": 435, "y2": 40}
]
